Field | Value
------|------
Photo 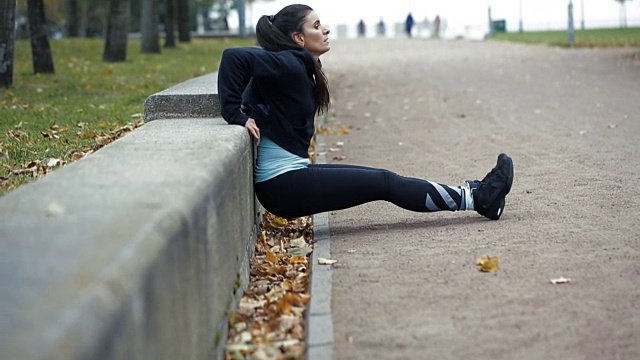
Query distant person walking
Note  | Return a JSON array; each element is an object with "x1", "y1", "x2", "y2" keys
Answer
[
  {"x1": 433, "y1": 15, "x2": 441, "y2": 38},
  {"x1": 376, "y1": 18, "x2": 386, "y2": 37},
  {"x1": 405, "y1": 12, "x2": 415, "y2": 37},
  {"x1": 357, "y1": 19, "x2": 366, "y2": 37}
]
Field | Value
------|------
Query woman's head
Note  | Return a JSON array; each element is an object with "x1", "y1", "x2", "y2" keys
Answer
[
  {"x1": 256, "y1": 4, "x2": 330, "y2": 59},
  {"x1": 256, "y1": 4, "x2": 331, "y2": 115}
]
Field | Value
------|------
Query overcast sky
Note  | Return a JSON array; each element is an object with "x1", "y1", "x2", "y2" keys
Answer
[{"x1": 247, "y1": 0, "x2": 640, "y2": 37}]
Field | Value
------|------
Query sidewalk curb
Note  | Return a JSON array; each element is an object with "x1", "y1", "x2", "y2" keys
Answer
[{"x1": 306, "y1": 131, "x2": 334, "y2": 360}]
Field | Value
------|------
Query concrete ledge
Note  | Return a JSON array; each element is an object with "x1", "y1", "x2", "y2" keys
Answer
[
  {"x1": 144, "y1": 73, "x2": 221, "y2": 122},
  {"x1": 0, "y1": 118, "x2": 256, "y2": 359}
]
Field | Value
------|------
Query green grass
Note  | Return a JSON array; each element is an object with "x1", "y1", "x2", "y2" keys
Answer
[
  {"x1": 0, "y1": 37, "x2": 255, "y2": 195},
  {"x1": 491, "y1": 27, "x2": 640, "y2": 47}
]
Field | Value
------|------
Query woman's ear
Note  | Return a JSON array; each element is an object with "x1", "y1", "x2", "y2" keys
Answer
[{"x1": 292, "y1": 32, "x2": 304, "y2": 46}]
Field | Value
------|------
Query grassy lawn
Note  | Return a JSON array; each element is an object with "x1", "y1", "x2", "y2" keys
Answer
[
  {"x1": 491, "y1": 27, "x2": 640, "y2": 47},
  {"x1": 0, "y1": 37, "x2": 254, "y2": 196}
]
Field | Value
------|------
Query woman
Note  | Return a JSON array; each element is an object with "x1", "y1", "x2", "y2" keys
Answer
[{"x1": 217, "y1": 4, "x2": 513, "y2": 220}]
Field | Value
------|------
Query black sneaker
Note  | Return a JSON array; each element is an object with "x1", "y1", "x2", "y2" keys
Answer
[{"x1": 466, "y1": 153, "x2": 514, "y2": 220}]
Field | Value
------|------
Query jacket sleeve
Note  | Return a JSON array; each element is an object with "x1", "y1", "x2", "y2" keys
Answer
[{"x1": 217, "y1": 47, "x2": 304, "y2": 126}]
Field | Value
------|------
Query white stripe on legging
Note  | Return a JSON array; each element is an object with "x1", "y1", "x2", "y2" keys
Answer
[{"x1": 425, "y1": 180, "x2": 460, "y2": 211}]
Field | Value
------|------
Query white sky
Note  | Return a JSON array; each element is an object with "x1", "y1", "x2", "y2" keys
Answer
[{"x1": 246, "y1": 0, "x2": 640, "y2": 38}]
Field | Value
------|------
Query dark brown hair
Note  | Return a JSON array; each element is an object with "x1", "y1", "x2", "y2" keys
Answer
[{"x1": 256, "y1": 4, "x2": 330, "y2": 115}]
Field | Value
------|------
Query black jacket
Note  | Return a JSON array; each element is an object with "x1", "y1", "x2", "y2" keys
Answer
[{"x1": 217, "y1": 47, "x2": 317, "y2": 158}]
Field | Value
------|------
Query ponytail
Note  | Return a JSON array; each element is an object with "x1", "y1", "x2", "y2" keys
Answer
[{"x1": 256, "y1": 5, "x2": 330, "y2": 115}]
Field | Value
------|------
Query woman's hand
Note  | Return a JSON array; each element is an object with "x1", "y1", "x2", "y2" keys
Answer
[{"x1": 245, "y1": 118, "x2": 260, "y2": 144}]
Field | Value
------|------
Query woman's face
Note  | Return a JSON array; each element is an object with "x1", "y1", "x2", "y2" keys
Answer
[{"x1": 294, "y1": 11, "x2": 330, "y2": 59}]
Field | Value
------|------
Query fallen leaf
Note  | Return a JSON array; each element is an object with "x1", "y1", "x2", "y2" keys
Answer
[
  {"x1": 270, "y1": 216, "x2": 288, "y2": 228},
  {"x1": 288, "y1": 255, "x2": 308, "y2": 265},
  {"x1": 239, "y1": 298, "x2": 266, "y2": 311},
  {"x1": 265, "y1": 250, "x2": 278, "y2": 264},
  {"x1": 332, "y1": 155, "x2": 346, "y2": 161},
  {"x1": 476, "y1": 256, "x2": 499, "y2": 273},
  {"x1": 337, "y1": 125, "x2": 353, "y2": 135},
  {"x1": 550, "y1": 277, "x2": 571, "y2": 284},
  {"x1": 318, "y1": 258, "x2": 337, "y2": 265},
  {"x1": 287, "y1": 245, "x2": 313, "y2": 256},
  {"x1": 289, "y1": 237, "x2": 306, "y2": 248},
  {"x1": 45, "y1": 158, "x2": 61, "y2": 167}
]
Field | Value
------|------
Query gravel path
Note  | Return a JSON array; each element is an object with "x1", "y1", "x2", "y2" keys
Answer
[{"x1": 318, "y1": 38, "x2": 640, "y2": 360}]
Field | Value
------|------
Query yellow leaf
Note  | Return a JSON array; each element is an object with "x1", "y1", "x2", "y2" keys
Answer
[
  {"x1": 265, "y1": 250, "x2": 278, "y2": 264},
  {"x1": 270, "y1": 216, "x2": 288, "y2": 228},
  {"x1": 288, "y1": 255, "x2": 307, "y2": 265},
  {"x1": 337, "y1": 125, "x2": 353, "y2": 135},
  {"x1": 476, "y1": 256, "x2": 500, "y2": 273}
]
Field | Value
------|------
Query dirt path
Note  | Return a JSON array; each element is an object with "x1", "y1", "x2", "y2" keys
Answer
[{"x1": 319, "y1": 38, "x2": 640, "y2": 360}]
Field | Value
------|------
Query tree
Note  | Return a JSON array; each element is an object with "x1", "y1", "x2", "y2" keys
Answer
[
  {"x1": 177, "y1": 0, "x2": 190, "y2": 42},
  {"x1": 164, "y1": 0, "x2": 176, "y2": 48},
  {"x1": 66, "y1": 0, "x2": 80, "y2": 37},
  {"x1": 103, "y1": 0, "x2": 129, "y2": 62},
  {"x1": 85, "y1": 0, "x2": 108, "y2": 37},
  {"x1": 613, "y1": 0, "x2": 632, "y2": 28},
  {"x1": 232, "y1": 0, "x2": 273, "y2": 35},
  {"x1": 27, "y1": 0, "x2": 55, "y2": 74},
  {"x1": 0, "y1": 0, "x2": 16, "y2": 87},
  {"x1": 141, "y1": 0, "x2": 161, "y2": 53}
]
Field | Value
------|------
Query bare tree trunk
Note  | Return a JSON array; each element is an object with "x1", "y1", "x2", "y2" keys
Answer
[
  {"x1": 86, "y1": 0, "x2": 109, "y2": 37},
  {"x1": 164, "y1": 0, "x2": 176, "y2": 48},
  {"x1": 27, "y1": 0, "x2": 55, "y2": 74},
  {"x1": 103, "y1": 0, "x2": 129, "y2": 62},
  {"x1": 0, "y1": 0, "x2": 16, "y2": 87},
  {"x1": 141, "y1": 0, "x2": 161, "y2": 53},
  {"x1": 66, "y1": 0, "x2": 80, "y2": 37},
  {"x1": 177, "y1": 0, "x2": 190, "y2": 42}
]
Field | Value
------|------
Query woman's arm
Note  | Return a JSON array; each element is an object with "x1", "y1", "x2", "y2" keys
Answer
[{"x1": 217, "y1": 48, "x2": 253, "y2": 126}]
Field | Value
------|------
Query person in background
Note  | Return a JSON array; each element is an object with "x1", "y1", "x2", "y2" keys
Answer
[
  {"x1": 376, "y1": 17, "x2": 386, "y2": 37},
  {"x1": 357, "y1": 19, "x2": 366, "y2": 37},
  {"x1": 434, "y1": 15, "x2": 441, "y2": 38},
  {"x1": 405, "y1": 12, "x2": 415, "y2": 37},
  {"x1": 217, "y1": 4, "x2": 514, "y2": 220}
]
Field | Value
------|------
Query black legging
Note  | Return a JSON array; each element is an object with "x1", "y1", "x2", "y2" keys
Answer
[{"x1": 254, "y1": 163, "x2": 463, "y2": 218}]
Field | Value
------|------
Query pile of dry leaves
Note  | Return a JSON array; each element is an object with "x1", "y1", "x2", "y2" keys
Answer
[
  {"x1": 224, "y1": 122, "x2": 349, "y2": 359},
  {"x1": 225, "y1": 213, "x2": 315, "y2": 360},
  {"x1": 1, "y1": 119, "x2": 143, "y2": 191}
]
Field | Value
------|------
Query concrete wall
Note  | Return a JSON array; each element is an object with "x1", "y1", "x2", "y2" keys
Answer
[{"x1": 0, "y1": 73, "x2": 258, "y2": 359}]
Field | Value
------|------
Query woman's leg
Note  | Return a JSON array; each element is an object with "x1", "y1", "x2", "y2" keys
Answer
[
  {"x1": 256, "y1": 153, "x2": 514, "y2": 220},
  {"x1": 255, "y1": 163, "x2": 466, "y2": 218}
]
